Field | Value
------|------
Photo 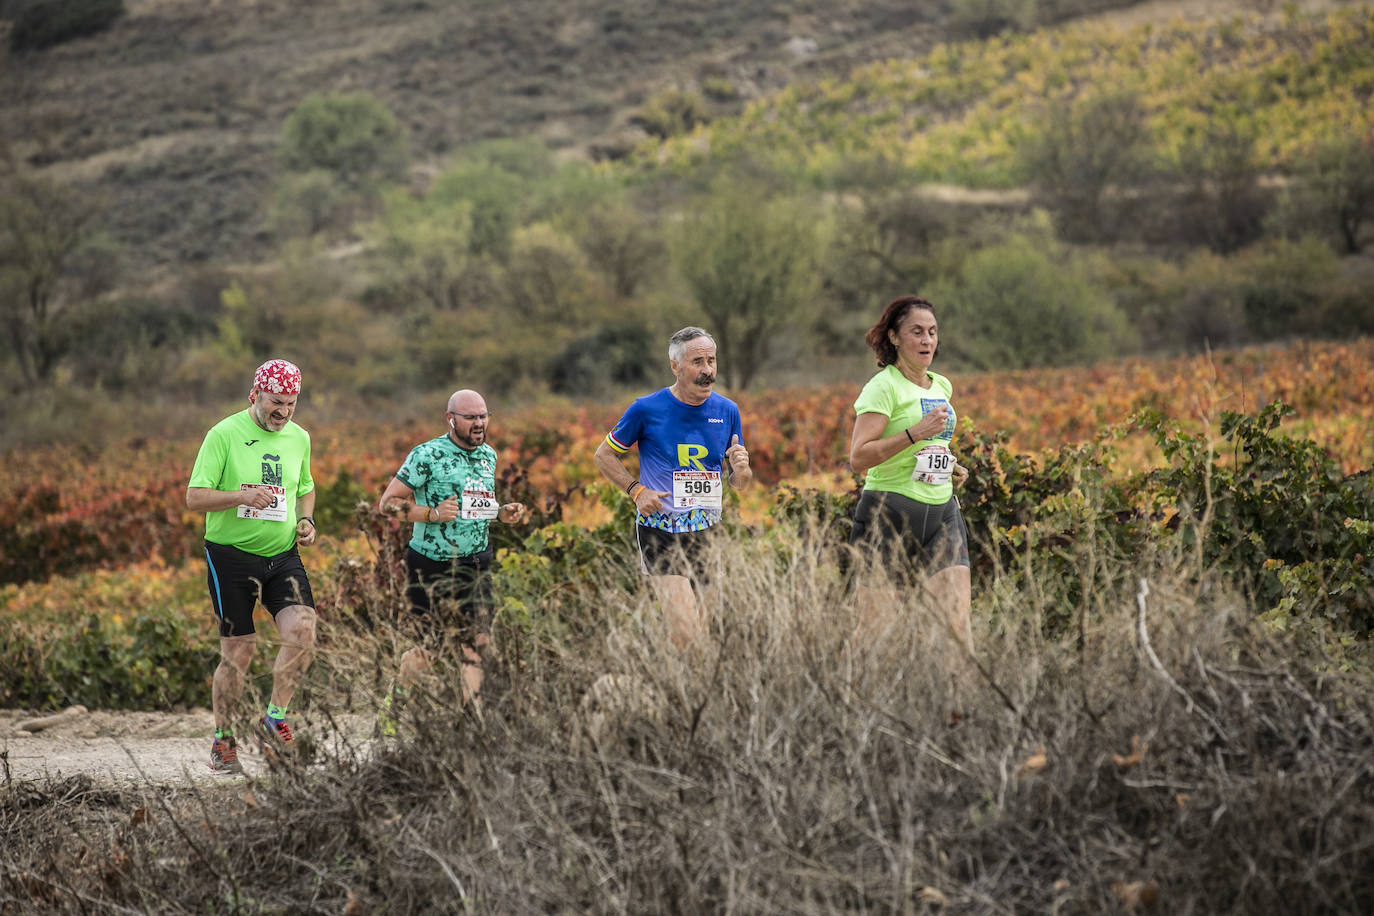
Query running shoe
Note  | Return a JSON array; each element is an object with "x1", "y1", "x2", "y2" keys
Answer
[
  {"x1": 252, "y1": 715, "x2": 295, "y2": 760},
  {"x1": 377, "y1": 692, "x2": 401, "y2": 738},
  {"x1": 208, "y1": 736, "x2": 244, "y2": 775}
]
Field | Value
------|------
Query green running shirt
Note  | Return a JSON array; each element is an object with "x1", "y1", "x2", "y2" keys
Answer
[
  {"x1": 188, "y1": 410, "x2": 315, "y2": 557},
  {"x1": 853, "y1": 365, "x2": 957, "y2": 505},
  {"x1": 395, "y1": 435, "x2": 500, "y2": 562}
]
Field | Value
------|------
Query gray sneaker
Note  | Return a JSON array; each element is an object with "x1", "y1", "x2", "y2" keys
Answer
[{"x1": 208, "y1": 736, "x2": 244, "y2": 775}]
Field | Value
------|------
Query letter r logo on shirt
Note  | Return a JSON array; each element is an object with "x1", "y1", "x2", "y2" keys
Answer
[{"x1": 677, "y1": 443, "x2": 708, "y2": 470}]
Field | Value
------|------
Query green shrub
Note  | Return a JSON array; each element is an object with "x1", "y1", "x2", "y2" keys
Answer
[
  {"x1": 0, "y1": 607, "x2": 213, "y2": 710},
  {"x1": 1173, "y1": 111, "x2": 1269, "y2": 253},
  {"x1": 1019, "y1": 88, "x2": 1155, "y2": 243},
  {"x1": 1270, "y1": 129, "x2": 1374, "y2": 254},
  {"x1": 267, "y1": 169, "x2": 354, "y2": 239},
  {"x1": 676, "y1": 179, "x2": 829, "y2": 390},
  {"x1": 700, "y1": 77, "x2": 739, "y2": 101},
  {"x1": 1235, "y1": 238, "x2": 1339, "y2": 340},
  {"x1": 948, "y1": 0, "x2": 1038, "y2": 38},
  {"x1": 549, "y1": 322, "x2": 655, "y2": 396},
  {"x1": 931, "y1": 233, "x2": 1136, "y2": 370},
  {"x1": 630, "y1": 87, "x2": 712, "y2": 140},
  {"x1": 567, "y1": 198, "x2": 667, "y2": 300},
  {"x1": 312, "y1": 470, "x2": 372, "y2": 536},
  {"x1": 280, "y1": 91, "x2": 408, "y2": 190},
  {"x1": 8, "y1": 0, "x2": 123, "y2": 52},
  {"x1": 66, "y1": 297, "x2": 215, "y2": 390},
  {"x1": 1138, "y1": 401, "x2": 1374, "y2": 633}
]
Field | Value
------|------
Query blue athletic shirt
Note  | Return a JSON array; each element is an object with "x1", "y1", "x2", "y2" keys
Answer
[{"x1": 604, "y1": 388, "x2": 744, "y2": 533}]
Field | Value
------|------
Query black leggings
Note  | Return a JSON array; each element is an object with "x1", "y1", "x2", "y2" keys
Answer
[{"x1": 849, "y1": 490, "x2": 970, "y2": 575}]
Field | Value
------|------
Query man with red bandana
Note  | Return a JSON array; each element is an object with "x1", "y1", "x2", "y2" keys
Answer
[{"x1": 187, "y1": 359, "x2": 318, "y2": 774}]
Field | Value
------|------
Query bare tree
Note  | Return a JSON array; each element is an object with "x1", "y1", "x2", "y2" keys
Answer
[
  {"x1": 1020, "y1": 88, "x2": 1154, "y2": 243},
  {"x1": 676, "y1": 179, "x2": 827, "y2": 390},
  {"x1": 1304, "y1": 130, "x2": 1374, "y2": 254},
  {"x1": 0, "y1": 174, "x2": 114, "y2": 386}
]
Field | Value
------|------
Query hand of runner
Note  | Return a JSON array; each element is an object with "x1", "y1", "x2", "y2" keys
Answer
[
  {"x1": 296, "y1": 517, "x2": 318, "y2": 546},
  {"x1": 726, "y1": 434, "x2": 750, "y2": 475},
  {"x1": 953, "y1": 462, "x2": 969, "y2": 488},
  {"x1": 633, "y1": 486, "x2": 669, "y2": 515},
  {"x1": 240, "y1": 485, "x2": 276, "y2": 510},
  {"x1": 909, "y1": 405, "x2": 949, "y2": 442},
  {"x1": 498, "y1": 502, "x2": 527, "y2": 524},
  {"x1": 433, "y1": 495, "x2": 461, "y2": 522}
]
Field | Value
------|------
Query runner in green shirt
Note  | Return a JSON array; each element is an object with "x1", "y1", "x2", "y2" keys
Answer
[
  {"x1": 376, "y1": 388, "x2": 527, "y2": 730},
  {"x1": 187, "y1": 359, "x2": 318, "y2": 773},
  {"x1": 848, "y1": 296, "x2": 973, "y2": 662}
]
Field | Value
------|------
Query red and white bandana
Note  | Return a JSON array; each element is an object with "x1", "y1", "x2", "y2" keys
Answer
[{"x1": 253, "y1": 359, "x2": 302, "y2": 395}]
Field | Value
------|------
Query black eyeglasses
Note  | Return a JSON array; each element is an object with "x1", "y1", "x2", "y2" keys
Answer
[{"x1": 451, "y1": 412, "x2": 491, "y2": 422}]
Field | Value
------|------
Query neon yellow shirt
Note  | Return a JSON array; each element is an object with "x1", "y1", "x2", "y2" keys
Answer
[
  {"x1": 853, "y1": 365, "x2": 956, "y2": 505},
  {"x1": 188, "y1": 410, "x2": 315, "y2": 557}
]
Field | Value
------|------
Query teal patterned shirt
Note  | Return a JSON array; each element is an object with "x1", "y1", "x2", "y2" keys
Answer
[{"x1": 395, "y1": 435, "x2": 500, "y2": 562}]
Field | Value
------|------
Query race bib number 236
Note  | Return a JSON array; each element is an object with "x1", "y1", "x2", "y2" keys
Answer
[{"x1": 461, "y1": 488, "x2": 500, "y2": 520}]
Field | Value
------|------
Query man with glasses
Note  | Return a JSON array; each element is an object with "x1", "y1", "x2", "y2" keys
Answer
[
  {"x1": 376, "y1": 389, "x2": 527, "y2": 729},
  {"x1": 594, "y1": 326, "x2": 753, "y2": 648}
]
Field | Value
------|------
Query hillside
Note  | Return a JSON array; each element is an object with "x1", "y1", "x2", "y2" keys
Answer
[
  {"x1": 0, "y1": 0, "x2": 955, "y2": 272},
  {"x1": 641, "y1": 2, "x2": 1374, "y2": 188},
  {"x1": 2, "y1": 0, "x2": 1304, "y2": 274}
]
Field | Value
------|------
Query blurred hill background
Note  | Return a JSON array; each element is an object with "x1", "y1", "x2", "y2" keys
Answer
[{"x1": 1, "y1": 0, "x2": 1371, "y2": 448}]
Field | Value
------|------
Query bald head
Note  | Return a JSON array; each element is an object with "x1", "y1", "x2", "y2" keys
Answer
[
  {"x1": 445, "y1": 389, "x2": 489, "y2": 450},
  {"x1": 448, "y1": 389, "x2": 485, "y2": 415}
]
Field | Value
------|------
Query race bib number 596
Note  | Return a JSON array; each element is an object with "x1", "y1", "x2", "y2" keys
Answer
[
  {"x1": 672, "y1": 470, "x2": 722, "y2": 508},
  {"x1": 910, "y1": 445, "x2": 955, "y2": 486}
]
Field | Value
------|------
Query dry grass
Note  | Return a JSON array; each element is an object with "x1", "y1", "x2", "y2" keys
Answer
[{"x1": 3, "y1": 520, "x2": 1372, "y2": 913}]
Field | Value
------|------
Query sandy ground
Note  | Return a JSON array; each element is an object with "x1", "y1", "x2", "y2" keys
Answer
[{"x1": 0, "y1": 707, "x2": 375, "y2": 786}]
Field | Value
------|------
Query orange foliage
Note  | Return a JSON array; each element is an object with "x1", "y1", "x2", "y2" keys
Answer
[{"x1": 2, "y1": 340, "x2": 1370, "y2": 586}]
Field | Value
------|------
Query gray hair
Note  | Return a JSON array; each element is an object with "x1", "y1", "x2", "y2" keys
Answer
[{"x1": 668, "y1": 326, "x2": 715, "y2": 363}]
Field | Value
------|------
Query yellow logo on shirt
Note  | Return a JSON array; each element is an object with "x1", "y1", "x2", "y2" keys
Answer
[{"x1": 677, "y1": 443, "x2": 708, "y2": 470}]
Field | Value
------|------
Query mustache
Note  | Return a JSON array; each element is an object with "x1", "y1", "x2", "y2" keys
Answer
[{"x1": 694, "y1": 373, "x2": 715, "y2": 385}]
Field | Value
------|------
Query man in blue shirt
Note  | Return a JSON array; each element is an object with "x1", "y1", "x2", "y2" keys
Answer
[{"x1": 594, "y1": 327, "x2": 753, "y2": 647}]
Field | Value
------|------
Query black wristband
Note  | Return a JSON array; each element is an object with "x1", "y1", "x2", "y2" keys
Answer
[
  {"x1": 904, "y1": 429, "x2": 915, "y2": 445},
  {"x1": 625, "y1": 478, "x2": 640, "y2": 495},
  {"x1": 300, "y1": 516, "x2": 315, "y2": 527}
]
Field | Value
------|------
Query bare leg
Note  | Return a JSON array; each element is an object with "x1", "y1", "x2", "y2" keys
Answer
[
  {"x1": 269, "y1": 604, "x2": 317, "y2": 710},
  {"x1": 396, "y1": 646, "x2": 432, "y2": 691},
  {"x1": 461, "y1": 633, "x2": 488, "y2": 709},
  {"x1": 852, "y1": 583, "x2": 902, "y2": 641},
  {"x1": 927, "y1": 565, "x2": 973, "y2": 652},
  {"x1": 651, "y1": 574, "x2": 702, "y2": 649},
  {"x1": 214, "y1": 635, "x2": 256, "y2": 731}
]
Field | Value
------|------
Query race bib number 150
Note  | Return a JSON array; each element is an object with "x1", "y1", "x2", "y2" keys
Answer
[{"x1": 910, "y1": 445, "x2": 955, "y2": 486}]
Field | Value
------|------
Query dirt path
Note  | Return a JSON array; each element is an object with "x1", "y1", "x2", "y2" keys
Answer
[{"x1": 0, "y1": 707, "x2": 375, "y2": 786}]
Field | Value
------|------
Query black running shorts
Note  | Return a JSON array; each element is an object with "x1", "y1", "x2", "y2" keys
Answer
[
  {"x1": 204, "y1": 541, "x2": 314, "y2": 638},
  {"x1": 403, "y1": 546, "x2": 495, "y2": 645},
  {"x1": 849, "y1": 490, "x2": 970, "y2": 575},
  {"x1": 635, "y1": 524, "x2": 718, "y2": 582}
]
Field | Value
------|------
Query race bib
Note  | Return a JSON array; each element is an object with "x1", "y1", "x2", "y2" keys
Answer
[
  {"x1": 461, "y1": 487, "x2": 500, "y2": 520},
  {"x1": 672, "y1": 470, "x2": 722, "y2": 508},
  {"x1": 910, "y1": 445, "x2": 955, "y2": 486},
  {"x1": 236, "y1": 484, "x2": 288, "y2": 521}
]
